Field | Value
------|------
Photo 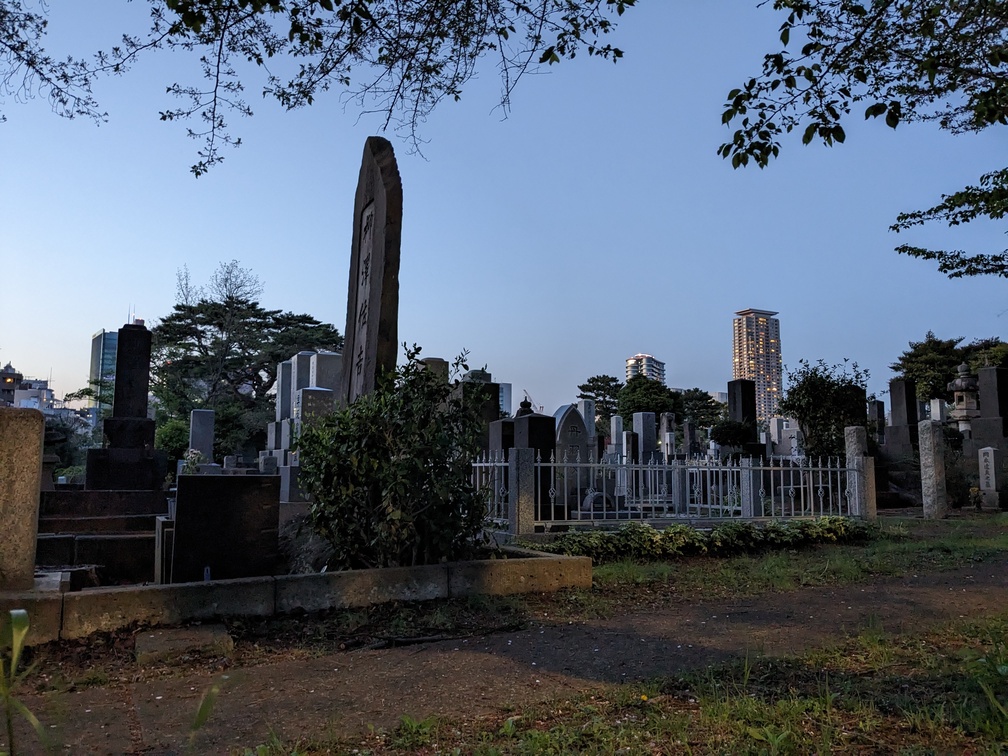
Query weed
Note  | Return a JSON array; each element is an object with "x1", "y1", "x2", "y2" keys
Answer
[
  {"x1": 0, "y1": 610, "x2": 48, "y2": 756},
  {"x1": 393, "y1": 713, "x2": 439, "y2": 748}
]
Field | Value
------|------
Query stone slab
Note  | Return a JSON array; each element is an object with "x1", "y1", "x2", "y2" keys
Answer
[
  {"x1": 275, "y1": 564, "x2": 449, "y2": 613},
  {"x1": 61, "y1": 578, "x2": 276, "y2": 639},
  {"x1": 0, "y1": 591, "x2": 63, "y2": 645},
  {"x1": 448, "y1": 552, "x2": 591, "y2": 597},
  {"x1": 189, "y1": 409, "x2": 215, "y2": 460},
  {"x1": 74, "y1": 533, "x2": 156, "y2": 584},
  {"x1": 134, "y1": 623, "x2": 234, "y2": 665},
  {"x1": 40, "y1": 490, "x2": 168, "y2": 518},
  {"x1": 0, "y1": 407, "x2": 44, "y2": 590}
]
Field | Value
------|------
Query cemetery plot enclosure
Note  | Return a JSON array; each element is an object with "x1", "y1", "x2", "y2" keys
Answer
[{"x1": 473, "y1": 452, "x2": 865, "y2": 533}]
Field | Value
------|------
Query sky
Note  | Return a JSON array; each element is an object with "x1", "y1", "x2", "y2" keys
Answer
[{"x1": 1, "y1": 2, "x2": 1005, "y2": 417}]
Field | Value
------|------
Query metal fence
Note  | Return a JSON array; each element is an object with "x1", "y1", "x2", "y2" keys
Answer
[{"x1": 472, "y1": 449, "x2": 865, "y2": 533}]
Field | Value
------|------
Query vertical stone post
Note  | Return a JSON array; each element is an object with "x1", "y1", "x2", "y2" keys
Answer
[
  {"x1": 739, "y1": 458, "x2": 756, "y2": 518},
  {"x1": 919, "y1": 420, "x2": 948, "y2": 519},
  {"x1": 844, "y1": 426, "x2": 877, "y2": 520},
  {"x1": 0, "y1": 408, "x2": 44, "y2": 590},
  {"x1": 508, "y1": 447, "x2": 535, "y2": 536}
]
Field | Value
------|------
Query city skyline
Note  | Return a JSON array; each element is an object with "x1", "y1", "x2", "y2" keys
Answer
[{"x1": 1, "y1": 3, "x2": 1004, "y2": 417}]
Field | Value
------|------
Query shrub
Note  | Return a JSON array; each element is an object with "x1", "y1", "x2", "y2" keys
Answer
[
  {"x1": 534, "y1": 517, "x2": 873, "y2": 564},
  {"x1": 297, "y1": 346, "x2": 487, "y2": 569}
]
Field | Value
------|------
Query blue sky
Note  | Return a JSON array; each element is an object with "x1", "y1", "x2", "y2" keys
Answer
[{"x1": 1, "y1": 2, "x2": 1004, "y2": 416}]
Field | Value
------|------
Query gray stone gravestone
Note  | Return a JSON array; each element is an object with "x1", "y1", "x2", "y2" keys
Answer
[
  {"x1": 289, "y1": 351, "x2": 315, "y2": 421},
  {"x1": 979, "y1": 446, "x2": 1002, "y2": 509},
  {"x1": 633, "y1": 412, "x2": 657, "y2": 463},
  {"x1": 340, "y1": 136, "x2": 403, "y2": 406},
  {"x1": 275, "y1": 360, "x2": 293, "y2": 422},
  {"x1": 310, "y1": 351, "x2": 342, "y2": 391}
]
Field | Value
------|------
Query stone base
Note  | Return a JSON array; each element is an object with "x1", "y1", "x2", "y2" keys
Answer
[
  {"x1": 86, "y1": 448, "x2": 166, "y2": 490},
  {"x1": 280, "y1": 465, "x2": 306, "y2": 503}
]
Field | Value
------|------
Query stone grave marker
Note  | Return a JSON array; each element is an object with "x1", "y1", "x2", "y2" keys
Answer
[
  {"x1": 309, "y1": 351, "x2": 342, "y2": 391},
  {"x1": 340, "y1": 136, "x2": 403, "y2": 406},
  {"x1": 979, "y1": 446, "x2": 1002, "y2": 509},
  {"x1": 189, "y1": 409, "x2": 214, "y2": 460},
  {"x1": 0, "y1": 407, "x2": 44, "y2": 590}
]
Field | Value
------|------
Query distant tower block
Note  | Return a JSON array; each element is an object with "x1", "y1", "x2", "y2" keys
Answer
[
  {"x1": 732, "y1": 308, "x2": 783, "y2": 422},
  {"x1": 625, "y1": 354, "x2": 666, "y2": 385}
]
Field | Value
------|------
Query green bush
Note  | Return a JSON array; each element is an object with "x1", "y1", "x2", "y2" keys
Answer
[
  {"x1": 297, "y1": 346, "x2": 487, "y2": 569},
  {"x1": 532, "y1": 517, "x2": 873, "y2": 565}
]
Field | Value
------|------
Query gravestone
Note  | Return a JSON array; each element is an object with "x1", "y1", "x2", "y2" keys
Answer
[
  {"x1": 275, "y1": 360, "x2": 293, "y2": 422},
  {"x1": 0, "y1": 407, "x2": 44, "y2": 590},
  {"x1": 727, "y1": 379, "x2": 758, "y2": 443},
  {"x1": 189, "y1": 410, "x2": 215, "y2": 460},
  {"x1": 869, "y1": 399, "x2": 886, "y2": 445},
  {"x1": 979, "y1": 447, "x2": 1002, "y2": 509},
  {"x1": 294, "y1": 387, "x2": 337, "y2": 431},
  {"x1": 633, "y1": 412, "x2": 657, "y2": 463},
  {"x1": 340, "y1": 136, "x2": 403, "y2": 406},
  {"x1": 161, "y1": 475, "x2": 280, "y2": 583},
  {"x1": 289, "y1": 351, "x2": 315, "y2": 421},
  {"x1": 420, "y1": 357, "x2": 450, "y2": 383},
  {"x1": 309, "y1": 351, "x2": 342, "y2": 391},
  {"x1": 512, "y1": 404, "x2": 556, "y2": 521},
  {"x1": 883, "y1": 377, "x2": 919, "y2": 462},
  {"x1": 86, "y1": 322, "x2": 164, "y2": 490},
  {"x1": 555, "y1": 404, "x2": 591, "y2": 515},
  {"x1": 577, "y1": 399, "x2": 596, "y2": 440},
  {"x1": 973, "y1": 367, "x2": 1008, "y2": 445}
]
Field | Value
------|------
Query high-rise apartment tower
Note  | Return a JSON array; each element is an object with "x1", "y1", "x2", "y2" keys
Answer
[
  {"x1": 625, "y1": 354, "x2": 666, "y2": 385},
  {"x1": 732, "y1": 309, "x2": 783, "y2": 421}
]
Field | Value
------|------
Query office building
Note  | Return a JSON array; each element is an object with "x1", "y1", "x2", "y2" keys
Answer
[
  {"x1": 626, "y1": 353, "x2": 666, "y2": 385},
  {"x1": 89, "y1": 328, "x2": 118, "y2": 410},
  {"x1": 732, "y1": 308, "x2": 783, "y2": 421}
]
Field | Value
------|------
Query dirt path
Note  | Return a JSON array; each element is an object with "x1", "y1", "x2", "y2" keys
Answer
[{"x1": 14, "y1": 556, "x2": 1007, "y2": 754}]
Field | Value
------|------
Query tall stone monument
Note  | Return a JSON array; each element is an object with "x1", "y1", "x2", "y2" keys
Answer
[{"x1": 340, "y1": 136, "x2": 403, "y2": 406}]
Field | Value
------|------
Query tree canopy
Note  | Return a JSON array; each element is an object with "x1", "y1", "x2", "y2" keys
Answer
[
  {"x1": 616, "y1": 374, "x2": 683, "y2": 429},
  {"x1": 778, "y1": 359, "x2": 868, "y2": 459},
  {"x1": 151, "y1": 260, "x2": 342, "y2": 458},
  {"x1": 3, "y1": 0, "x2": 635, "y2": 174},
  {"x1": 721, "y1": 0, "x2": 1007, "y2": 278},
  {"x1": 680, "y1": 387, "x2": 725, "y2": 428},
  {"x1": 577, "y1": 374, "x2": 624, "y2": 432},
  {"x1": 890, "y1": 331, "x2": 1008, "y2": 400}
]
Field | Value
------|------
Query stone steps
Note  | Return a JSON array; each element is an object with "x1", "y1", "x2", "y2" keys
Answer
[{"x1": 37, "y1": 513, "x2": 160, "y2": 534}]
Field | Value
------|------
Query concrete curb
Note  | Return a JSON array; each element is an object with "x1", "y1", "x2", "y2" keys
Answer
[{"x1": 1, "y1": 550, "x2": 590, "y2": 645}]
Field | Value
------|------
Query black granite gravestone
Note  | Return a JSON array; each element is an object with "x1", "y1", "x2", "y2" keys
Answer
[
  {"x1": 86, "y1": 322, "x2": 165, "y2": 490},
  {"x1": 727, "y1": 379, "x2": 758, "y2": 443},
  {"x1": 165, "y1": 475, "x2": 280, "y2": 583}
]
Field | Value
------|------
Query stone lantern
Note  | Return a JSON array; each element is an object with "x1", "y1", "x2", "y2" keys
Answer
[{"x1": 947, "y1": 362, "x2": 980, "y2": 435}]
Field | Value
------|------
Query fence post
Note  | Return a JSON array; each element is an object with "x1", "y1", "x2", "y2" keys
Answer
[
  {"x1": 919, "y1": 420, "x2": 948, "y2": 519},
  {"x1": 739, "y1": 458, "x2": 755, "y2": 518},
  {"x1": 508, "y1": 447, "x2": 536, "y2": 536},
  {"x1": 844, "y1": 426, "x2": 869, "y2": 519}
]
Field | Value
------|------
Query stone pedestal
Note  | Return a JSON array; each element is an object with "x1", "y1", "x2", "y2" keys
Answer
[{"x1": 0, "y1": 408, "x2": 44, "y2": 590}]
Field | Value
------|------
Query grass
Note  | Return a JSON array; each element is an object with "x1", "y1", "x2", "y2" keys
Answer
[
  {"x1": 249, "y1": 611, "x2": 1008, "y2": 754},
  {"x1": 577, "y1": 515, "x2": 1008, "y2": 615},
  {"x1": 15, "y1": 514, "x2": 1008, "y2": 753}
]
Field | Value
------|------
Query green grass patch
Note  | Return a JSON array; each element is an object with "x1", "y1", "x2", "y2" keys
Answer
[{"x1": 256, "y1": 612, "x2": 1008, "y2": 754}]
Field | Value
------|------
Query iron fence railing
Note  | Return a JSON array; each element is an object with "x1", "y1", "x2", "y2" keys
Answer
[{"x1": 472, "y1": 450, "x2": 864, "y2": 533}]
